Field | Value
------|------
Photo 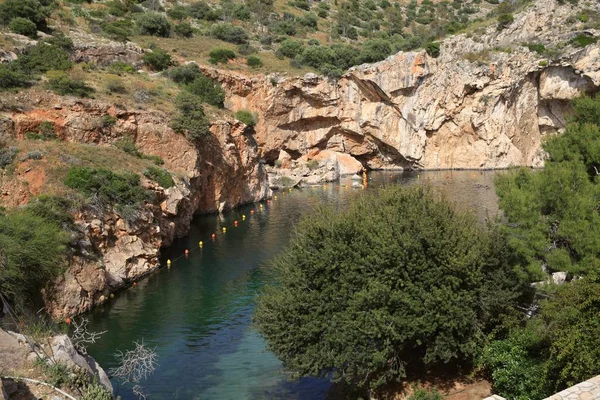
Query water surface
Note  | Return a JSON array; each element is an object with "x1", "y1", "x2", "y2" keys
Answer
[{"x1": 86, "y1": 170, "x2": 503, "y2": 400}]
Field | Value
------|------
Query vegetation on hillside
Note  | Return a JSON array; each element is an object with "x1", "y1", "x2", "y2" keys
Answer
[{"x1": 481, "y1": 94, "x2": 600, "y2": 398}]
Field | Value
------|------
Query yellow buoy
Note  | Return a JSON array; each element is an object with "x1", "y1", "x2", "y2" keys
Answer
[
  {"x1": 322, "y1": 185, "x2": 326, "y2": 189},
  {"x1": 199, "y1": 241, "x2": 203, "y2": 247},
  {"x1": 288, "y1": 188, "x2": 292, "y2": 192},
  {"x1": 259, "y1": 204, "x2": 263, "y2": 208},
  {"x1": 274, "y1": 195, "x2": 278, "y2": 200},
  {"x1": 242, "y1": 215, "x2": 246, "y2": 220},
  {"x1": 222, "y1": 227, "x2": 227, "y2": 233},
  {"x1": 110, "y1": 293, "x2": 114, "y2": 299},
  {"x1": 167, "y1": 259, "x2": 172, "y2": 268}
]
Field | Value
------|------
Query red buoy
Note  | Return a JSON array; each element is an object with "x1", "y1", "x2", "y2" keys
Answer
[
  {"x1": 65, "y1": 317, "x2": 71, "y2": 325},
  {"x1": 250, "y1": 210, "x2": 255, "y2": 215},
  {"x1": 185, "y1": 249, "x2": 189, "y2": 255},
  {"x1": 212, "y1": 233, "x2": 216, "y2": 239},
  {"x1": 234, "y1": 220, "x2": 238, "y2": 227}
]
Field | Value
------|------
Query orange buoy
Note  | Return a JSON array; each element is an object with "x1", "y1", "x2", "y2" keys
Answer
[
  {"x1": 185, "y1": 249, "x2": 189, "y2": 255},
  {"x1": 267, "y1": 199, "x2": 271, "y2": 204},
  {"x1": 65, "y1": 317, "x2": 71, "y2": 325},
  {"x1": 234, "y1": 220, "x2": 238, "y2": 227},
  {"x1": 250, "y1": 210, "x2": 255, "y2": 214},
  {"x1": 133, "y1": 282, "x2": 137, "y2": 287},
  {"x1": 212, "y1": 233, "x2": 217, "y2": 239}
]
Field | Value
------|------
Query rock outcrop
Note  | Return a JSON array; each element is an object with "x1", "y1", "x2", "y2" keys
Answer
[
  {"x1": 201, "y1": 0, "x2": 600, "y2": 171},
  {"x1": 1, "y1": 95, "x2": 270, "y2": 318}
]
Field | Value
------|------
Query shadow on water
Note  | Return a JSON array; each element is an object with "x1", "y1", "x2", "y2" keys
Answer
[{"x1": 85, "y1": 170, "x2": 505, "y2": 400}]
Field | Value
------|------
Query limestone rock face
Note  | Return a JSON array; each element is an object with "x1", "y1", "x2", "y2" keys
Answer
[
  {"x1": 4, "y1": 96, "x2": 270, "y2": 318},
  {"x1": 200, "y1": 0, "x2": 600, "y2": 171}
]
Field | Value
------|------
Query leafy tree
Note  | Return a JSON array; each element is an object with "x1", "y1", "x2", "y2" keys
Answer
[
  {"x1": 166, "y1": 5, "x2": 189, "y2": 20},
  {"x1": 136, "y1": 12, "x2": 171, "y2": 37},
  {"x1": 208, "y1": 48, "x2": 236, "y2": 64},
  {"x1": 496, "y1": 95, "x2": 600, "y2": 277},
  {"x1": 254, "y1": 185, "x2": 527, "y2": 391},
  {"x1": 170, "y1": 91, "x2": 211, "y2": 140},
  {"x1": 185, "y1": 74, "x2": 225, "y2": 107},
  {"x1": 187, "y1": 1, "x2": 219, "y2": 20},
  {"x1": 142, "y1": 48, "x2": 172, "y2": 71},
  {"x1": 358, "y1": 38, "x2": 392, "y2": 64},
  {"x1": 0, "y1": 65, "x2": 29, "y2": 89},
  {"x1": 9, "y1": 17, "x2": 37, "y2": 38}
]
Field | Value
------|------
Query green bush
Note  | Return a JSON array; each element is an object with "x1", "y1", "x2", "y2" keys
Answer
[
  {"x1": 64, "y1": 167, "x2": 149, "y2": 207},
  {"x1": 246, "y1": 55, "x2": 263, "y2": 68},
  {"x1": 166, "y1": 5, "x2": 189, "y2": 20},
  {"x1": 497, "y1": 13, "x2": 514, "y2": 30},
  {"x1": 102, "y1": 20, "x2": 134, "y2": 42},
  {"x1": 234, "y1": 110, "x2": 256, "y2": 127},
  {"x1": 114, "y1": 136, "x2": 141, "y2": 157},
  {"x1": 210, "y1": 23, "x2": 249, "y2": 44},
  {"x1": 136, "y1": 12, "x2": 171, "y2": 37},
  {"x1": 187, "y1": 1, "x2": 218, "y2": 20},
  {"x1": 9, "y1": 17, "x2": 37, "y2": 38},
  {"x1": 408, "y1": 388, "x2": 444, "y2": 400},
  {"x1": 170, "y1": 91, "x2": 211, "y2": 140},
  {"x1": 144, "y1": 165, "x2": 174, "y2": 188},
  {"x1": 26, "y1": 121, "x2": 56, "y2": 140},
  {"x1": 166, "y1": 63, "x2": 201, "y2": 84},
  {"x1": 142, "y1": 48, "x2": 172, "y2": 71},
  {"x1": 0, "y1": 0, "x2": 51, "y2": 30},
  {"x1": 357, "y1": 38, "x2": 392, "y2": 64},
  {"x1": 185, "y1": 74, "x2": 225, "y2": 107},
  {"x1": 14, "y1": 42, "x2": 72, "y2": 75},
  {"x1": 105, "y1": 78, "x2": 127, "y2": 94},
  {"x1": 0, "y1": 147, "x2": 18, "y2": 168},
  {"x1": 174, "y1": 22, "x2": 194, "y2": 37},
  {"x1": 208, "y1": 48, "x2": 236, "y2": 64},
  {"x1": 0, "y1": 205, "x2": 69, "y2": 310},
  {"x1": 570, "y1": 34, "x2": 598, "y2": 48},
  {"x1": 496, "y1": 94, "x2": 600, "y2": 277},
  {"x1": 254, "y1": 185, "x2": 527, "y2": 391},
  {"x1": 425, "y1": 41, "x2": 440, "y2": 58},
  {"x1": 0, "y1": 65, "x2": 29, "y2": 89},
  {"x1": 276, "y1": 39, "x2": 305, "y2": 59},
  {"x1": 46, "y1": 71, "x2": 94, "y2": 97},
  {"x1": 525, "y1": 43, "x2": 546, "y2": 54},
  {"x1": 108, "y1": 61, "x2": 135, "y2": 75}
]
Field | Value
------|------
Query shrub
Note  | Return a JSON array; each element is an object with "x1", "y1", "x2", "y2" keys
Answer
[
  {"x1": 187, "y1": 1, "x2": 217, "y2": 20},
  {"x1": 166, "y1": 63, "x2": 201, "y2": 84},
  {"x1": 166, "y1": 5, "x2": 189, "y2": 20},
  {"x1": 46, "y1": 71, "x2": 94, "y2": 97},
  {"x1": 108, "y1": 62, "x2": 135, "y2": 75},
  {"x1": 276, "y1": 39, "x2": 304, "y2": 59},
  {"x1": 497, "y1": 13, "x2": 514, "y2": 30},
  {"x1": 208, "y1": 48, "x2": 236, "y2": 64},
  {"x1": 144, "y1": 165, "x2": 174, "y2": 188},
  {"x1": 170, "y1": 91, "x2": 211, "y2": 140},
  {"x1": 357, "y1": 38, "x2": 392, "y2": 64},
  {"x1": 0, "y1": 202, "x2": 70, "y2": 310},
  {"x1": 0, "y1": 146, "x2": 18, "y2": 168},
  {"x1": 246, "y1": 55, "x2": 263, "y2": 68},
  {"x1": 0, "y1": 0, "x2": 50, "y2": 30},
  {"x1": 408, "y1": 388, "x2": 444, "y2": 400},
  {"x1": 254, "y1": 185, "x2": 527, "y2": 391},
  {"x1": 525, "y1": 43, "x2": 546, "y2": 54},
  {"x1": 142, "y1": 48, "x2": 172, "y2": 71},
  {"x1": 9, "y1": 17, "x2": 37, "y2": 38},
  {"x1": 174, "y1": 22, "x2": 194, "y2": 37},
  {"x1": 102, "y1": 115, "x2": 117, "y2": 127},
  {"x1": 26, "y1": 121, "x2": 56, "y2": 140},
  {"x1": 114, "y1": 136, "x2": 141, "y2": 156},
  {"x1": 15, "y1": 42, "x2": 72, "y2": 74},
  {"x1": 570, "y1": 34, "x2": 598, "y2": 48},
  {"x1": 237, "y1": 43, "x2": 257, "y2": 55},
  {"x1": 105, "y1": 78, "x2": 127, "y2": 94},
  {"x1": 185, "y1": 74, "x2": 225, "y2": 107},
  {"x1": 102, "y1": 20, "x2": 134, "y2": 42},
  {"x1": 234, "y1": 110, "x2": 256, "y2": 127},
  {"x1": 65, "y1": 167, "x2": 149, "y2": 207},
  {"x1": 136, "y1": 12, "x2": 171, "y2": 37},
  {"x1": 306, "y1": 159, "x2": 319, "y2": 170},
  {"x1": 0, "y1": 65, "x2": 29, "y2": 89},
  {"x1": 26, "y1": 150, "x2": 43, "y2": 160},
  {"x1": 210, "y1": 23, "x2": 249, "y2": 44},
  {"x1": 425, "y1": 41, "x2": 440, "y2": 58}
]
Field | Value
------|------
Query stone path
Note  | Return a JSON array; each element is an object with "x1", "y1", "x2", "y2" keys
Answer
[{"x1": 484, "y1": 376, "x2": 600, "y2": 400}]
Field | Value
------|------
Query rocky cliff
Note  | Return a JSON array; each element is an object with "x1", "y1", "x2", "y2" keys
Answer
[
  {"x1": 201, "y1": 0, "x2": 600, "y2": 171},
  {"x1": 0, "y1": 94, "x2": 270, "y2": 318}
]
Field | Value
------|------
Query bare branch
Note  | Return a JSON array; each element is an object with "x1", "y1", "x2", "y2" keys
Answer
[
  {"x1": 70, "y1": 318, "x2": 107, "y2": 355},
  {"x1": 111, "y1": 341, "x2": 158, "y2": 384}
]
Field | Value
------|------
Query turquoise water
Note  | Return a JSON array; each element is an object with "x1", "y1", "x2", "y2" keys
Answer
[{"x1": 86, "y1": 170, "x2": 502, "y2": 400}]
